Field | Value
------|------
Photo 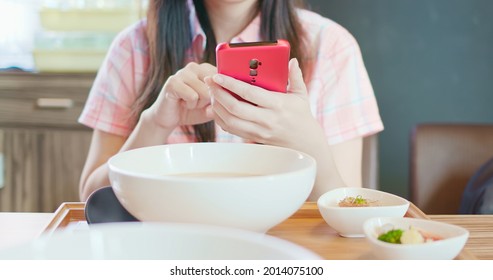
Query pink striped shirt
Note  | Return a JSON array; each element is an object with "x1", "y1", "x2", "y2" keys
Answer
[{"x1": 79, "y1": 2, "x2": 384, "y2": 145}]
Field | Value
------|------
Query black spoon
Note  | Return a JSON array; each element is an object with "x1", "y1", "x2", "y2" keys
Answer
[{"x1": 85, "y1": 186, "x2": 139, "y2": 224}]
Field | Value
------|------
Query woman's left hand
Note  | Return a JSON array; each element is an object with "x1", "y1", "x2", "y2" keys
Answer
[{"x1": 206, "y1": 58, "x2": 320, "y2": 148}]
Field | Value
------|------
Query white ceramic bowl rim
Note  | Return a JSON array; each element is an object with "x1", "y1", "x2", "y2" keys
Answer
[
  {"x1": 363, "y1": 217, "x2": 470, "y2": 247},
  {"x1": 316, "y1": 188, "x2": 411, "y2": 237},
  {"x1": 108, "y1": 143, "x2": 317, "y2": 181},
  {"x1": 362, "y1": 217, "x2": 470, "y2": 260},
  {"x1": 318, "y1": 187, "x2": 410, "y2": 209}
]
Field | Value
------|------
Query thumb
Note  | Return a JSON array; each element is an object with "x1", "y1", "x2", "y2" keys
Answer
[{"x1": 287, "y1": 58, "x2": 307, "y2": 95}]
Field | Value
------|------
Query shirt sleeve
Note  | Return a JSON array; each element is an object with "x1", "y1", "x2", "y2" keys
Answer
[
  {"x1": 78, "y1": 22, "x2": 147, "y2": 137},
  {"x1": 308, "y1": 22, "x2": 384, "y2": 145}
]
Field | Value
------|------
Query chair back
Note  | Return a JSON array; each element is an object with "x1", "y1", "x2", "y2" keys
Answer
[
  {"x1": 410, "y1": 123, "x2": 493, "y2": 214},
  {"x1": 459, "y1": 156, "x2": 493, "y2": 214},
  {"x1": 363, "y1": 134, "x2": 379, "y2": 189}
]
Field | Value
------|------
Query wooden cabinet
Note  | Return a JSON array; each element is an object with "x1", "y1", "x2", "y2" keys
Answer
[{"x1": 0, "y1": 72, "x2": 95, "y2": 212}]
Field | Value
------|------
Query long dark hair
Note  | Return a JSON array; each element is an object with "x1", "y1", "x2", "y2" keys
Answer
[{"x1": 134, "y1": 0, "x2": 307, "y2": 142}]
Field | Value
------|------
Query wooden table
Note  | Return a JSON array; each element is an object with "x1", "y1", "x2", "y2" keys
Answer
[
  {"x1": 2, "y1": 202, "x2": 492, "y2": 260},
  {"x1": 268, "y1": 203, "x2": 490, "y2": 260},
  {"x1": 430, "y1": 215, "x2": 493, "y2": 260}
]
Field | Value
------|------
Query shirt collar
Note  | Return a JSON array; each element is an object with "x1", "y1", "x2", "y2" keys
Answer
[
  {"x1": 188, "y1": 0, "x2": 261, "y2": 49},
  {"x1": 188, "y1": 0, "x2": 207, "y2": 50},
  {"x1": 231, "y1": 13, "x2": 261, "y2": 43}
]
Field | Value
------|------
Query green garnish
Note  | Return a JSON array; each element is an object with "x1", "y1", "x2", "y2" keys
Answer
[
  {"x1": 352, "y1": 195, "x2": 367, "y2": 205},
  {"x1": 338, "y1": 195, "x2": 374, "y2": 207},
  {"x1": 378, "y1": 229, "x2": 403, "y2": 244}
]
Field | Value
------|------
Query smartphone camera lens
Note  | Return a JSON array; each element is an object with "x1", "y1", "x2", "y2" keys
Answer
[{"x1": 249, "y1": 59, "x2": 259, "y2": 69}]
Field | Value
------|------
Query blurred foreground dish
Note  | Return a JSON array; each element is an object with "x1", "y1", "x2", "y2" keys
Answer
[{"x1": 0, "y1": 223, "x2": 322, "y2": 260}]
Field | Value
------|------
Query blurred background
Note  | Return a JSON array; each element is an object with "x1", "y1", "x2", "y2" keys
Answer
[
  {"x1": 0, "y1": 0, "x2": 147, "y2": 72},
  {"x1": 0, "y1": 0, "x2": 492, "y2": 211},
  {"x1": 308, "y1": 0, "x2": 493, "y2": 198}
]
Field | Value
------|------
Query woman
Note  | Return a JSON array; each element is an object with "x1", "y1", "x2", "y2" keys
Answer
[{"x1": 78, "y1": 0, "x2": 384, "y2": 201}]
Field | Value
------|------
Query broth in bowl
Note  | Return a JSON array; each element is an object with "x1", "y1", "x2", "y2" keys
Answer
[
  {"x1": 166, "y1": 172, "x2": 261, "y2": 178},
  {"x1": 338, "y1": 195, "x2": 380, "y2": 207}
]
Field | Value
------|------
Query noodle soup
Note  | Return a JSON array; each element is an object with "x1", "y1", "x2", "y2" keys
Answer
[
  {"x1": 166, "y1": 172, "x2": 261, "y2": 178},
  {"x1": 338, "y1": 195, "x2": 380, "y2": 207}
]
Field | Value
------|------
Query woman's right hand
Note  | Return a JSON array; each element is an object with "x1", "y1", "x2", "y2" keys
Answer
[{"x1": 144, "y1": 62, "x2": 217, "y2": 130}]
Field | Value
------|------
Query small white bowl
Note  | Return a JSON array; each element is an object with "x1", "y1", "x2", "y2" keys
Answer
[
  {"x1": 0, "y1": 223, "x2": 322, "y2": 260},
  {"x1": 363, "y1": 217, "x2": 469, "y2": 260},
  {"x1": 108, "y1": 143, "x2": 316, "y2": 233},
  {"x1": 317, "y1": 187, "x2": 409, "y2": 237}
]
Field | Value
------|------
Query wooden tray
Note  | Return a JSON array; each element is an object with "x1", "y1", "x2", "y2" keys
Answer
[
  {"x1": 269, "y1": 202, "x2": 476, "y2": 260},
  {"x1": 43, "y1": 202, "x2": 85, "y2": 235},
  {"x1": 43, "y1": 201, "x2": 476, "y2": 260}
]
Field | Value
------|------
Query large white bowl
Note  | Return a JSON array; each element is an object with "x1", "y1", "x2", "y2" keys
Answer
[
  {"x1": 0, "y1": 223, "x2": 321, "y2": 260},
  {"x1": 363, "y1": 217, "x2": 469, "y2": 260},
  {"x1": 317, "y1": 188, "x2": 409, "y2": 237},
  {"x1": 108, "y1": 143, "x2": 317, "y2": 233}
]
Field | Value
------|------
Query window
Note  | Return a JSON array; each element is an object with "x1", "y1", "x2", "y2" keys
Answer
[
  {"x1": 0, "y1": 0, "x2": 147, "y2": 71},
  {"x1": 0, "y1": 0, "x2": 41, "y2": 70}
]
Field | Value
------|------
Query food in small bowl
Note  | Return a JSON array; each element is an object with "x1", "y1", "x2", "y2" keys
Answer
[
  {"x1": 0, "y1": 223, "x2": 322, "y2": 260},
  {"x1": 317, "y1": 187, "x2": 409, "y2": 237},
  {"x1": 363, "y1": 217, "x2": 469, "y2": 260},
  {"x1": 108, "y1": 143, "x2": 317, "y2": 233}
]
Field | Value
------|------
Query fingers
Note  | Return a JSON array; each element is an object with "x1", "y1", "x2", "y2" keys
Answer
[
  {"x1": 194, "y1": 63, "x2": 217, "y2": 81},
  {"x1": 205, "y1": 76, "x2": 264, "y2": 123},
  {"x1": 287, "y1": 58, "x2": 307, "y2": 95},
  {"x1": 166, "y1": 62, "x2": 217, "y2": 109},
  {"x1": 209, "y1": 58, "x2": 307, "y2": 107},
  {"x1": 213, "y1": 111, "x2": 268, "y2": 143},
  {"x1": 210, "y1": 74, "x2": 277, "y2": 108},
  {"x1": 167, "y1": 72, "x2": 201, "y2": 110}
]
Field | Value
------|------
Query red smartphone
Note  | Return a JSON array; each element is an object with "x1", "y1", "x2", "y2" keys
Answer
[{"x1": 215, "y1": 39, "x2": 290, "y2": 101}]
